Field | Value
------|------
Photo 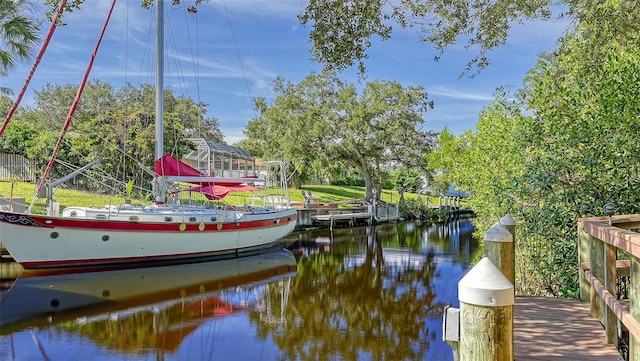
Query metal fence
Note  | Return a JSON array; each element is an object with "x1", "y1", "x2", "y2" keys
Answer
[{"x1": 0, "y1": 153, "x2": 35, "y2": 182}]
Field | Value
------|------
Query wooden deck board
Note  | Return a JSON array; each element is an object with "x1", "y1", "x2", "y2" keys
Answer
[{"x1": 515, "y1": 296, "x2": 624, "y2": 361}]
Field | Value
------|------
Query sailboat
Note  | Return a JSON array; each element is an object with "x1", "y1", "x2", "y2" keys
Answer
[{"x1": 0, "y1": 1, "x2": 297, "y2": 271}]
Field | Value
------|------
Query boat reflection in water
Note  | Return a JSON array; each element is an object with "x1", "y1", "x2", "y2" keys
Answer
[{"x1": 0, "y1": 248, "x2": 297, "y2": 355}]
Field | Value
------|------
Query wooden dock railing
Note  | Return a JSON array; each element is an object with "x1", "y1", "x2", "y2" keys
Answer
[
  {"x1": 445, "y1": 215, "x2": 625, "y2": 360},
  {"x1": 579, "y1": 213, "x2": 640, "y2": 359}
]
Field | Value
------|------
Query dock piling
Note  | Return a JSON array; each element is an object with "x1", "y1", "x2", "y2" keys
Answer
[
  {"x1": 458, "y1": 257, "x2": 515, "y2": 360},
  {"x1": 483, "y1": 222, "x2": 515, "y2": 286}
]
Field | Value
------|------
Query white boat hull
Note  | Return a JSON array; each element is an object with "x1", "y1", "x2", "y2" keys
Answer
[{"x1": 0, "y1": 205, "x2": 297, "y2": 270}]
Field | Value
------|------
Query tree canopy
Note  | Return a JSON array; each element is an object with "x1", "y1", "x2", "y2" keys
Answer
[
  {"x1": 299, "y1": 0, "x2": 556, "y2": 76},
  {"x1": 429, "y1": 0, "x2": 640, "y2": 296},
  {"x1": 242, "y1": 71, "x2": 436, "y2": 200},
  {"x1": 299, "y1": 0, "x2": 640, "y2": 77}
]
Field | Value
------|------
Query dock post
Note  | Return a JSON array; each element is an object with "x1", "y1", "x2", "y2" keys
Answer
[
  {"x1": 589, "y1": 224, "x2": 605, "y2": 325},
  {"x1": 0, "y1": 260, "x2": 22, "y2": 279},
  {"x1": 484, "y1": 222, "x2": 515, "y2": 286},
  {"x1": 458, "y1": 257, "x2": 514, "y2": 360},
  {"x1": 500, "y1": 215, "x2": 516, "y2": 290},
  {"x1": 630, "y1": 256, "x2": 640, "y2": 359},
  {"x1": 604, "y1": 242, "x2": 618, "y2": 346},
  {"x1": 500, "y1": 215, "x2": 516, "y2": 242},
  {"x1": 577, "y1": 220, "x2": 591, "y2": 302}
]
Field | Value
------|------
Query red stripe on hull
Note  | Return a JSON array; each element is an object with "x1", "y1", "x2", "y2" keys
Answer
[{"x1": 0, "y1": 212, "x2": 297, "y2": 232}]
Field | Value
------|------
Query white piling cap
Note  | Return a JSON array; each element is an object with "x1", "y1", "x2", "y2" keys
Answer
[
  {"x1": 483, "y1": 222, "x2": 513, "y2": 243},
  {"x1": 500, "y1": 214, "x2": 516, "y2": 226},
  {"x1": 459, "y1": 257, "x2": 514, "y2": 307}
]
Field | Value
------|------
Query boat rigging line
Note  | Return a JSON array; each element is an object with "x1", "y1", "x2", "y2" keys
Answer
[
  {"x1": 29, "y1": 0, "x2": 118, "y2": 213},
  {"x1": 0, "y1": 1, "x2": 67, "y2": 138},
  {"x1": 222, "y1": 0, "x2": 257, "y2": 118}
]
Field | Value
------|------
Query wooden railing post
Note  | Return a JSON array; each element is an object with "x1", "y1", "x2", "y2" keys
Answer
[
  {"x1": 630, "y1": 256, "x2": 640, "y2": 359},
  {"x1": 484, "y1": 222, "x2": 515, "y2": 286},
  {"x1": 577, "y1": 221, "x2": 591, "y2": 302},
  {"x1": 458, "y1": 257, "x2": 514, "y2": 360},
  {"x1": 588, "y1": 227, "x2": 605, "y2": 325},
  {"x1": 604, "y1": 241, "x2": 618, "y2": 346}
]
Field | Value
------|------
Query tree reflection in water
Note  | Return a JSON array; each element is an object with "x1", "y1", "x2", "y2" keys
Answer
[{"x1": 253, "y1": 220, "x2": 479, "y2": 361}]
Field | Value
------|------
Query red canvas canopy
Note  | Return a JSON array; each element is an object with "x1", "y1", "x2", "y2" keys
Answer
[
  {"x1": 156, "y1": 154, "x2": 257, "y2": 200},
  {"x1": 155, "y1": 154, "x2": 204, "y2": 179},
  {"x1": 181, "y1": 184, "x2": 259, "y2": 200}
]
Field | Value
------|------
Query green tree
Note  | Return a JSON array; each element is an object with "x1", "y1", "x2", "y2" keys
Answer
[
  {"x1": 242, "y1": 72, "x2": 341, "y2": 189},
  {"x1": 0, "y1": 0, "x2": 40, "y2": 95},
  {"x1": 244, "y1": 71, "x2": 435, "y2": 200},
  {"x1": 392, "y1": 167, "x2": 423, "y2": 193},
  {"x1": 26, "y1": 80, "x2": 118, "y2": 131},
  {"x1": 514, "y1": 41, "x2": 640, "y2": 296},
  {"x1": 298, "y1": 0, "x2": 556, "y2": 76},
  {"x1": 299, "y1": 1, "x2": 640, "y2": 77},
  {"x1": 115, "y1": 83, "x2": 223, "y2": 143},
  {"x1": 334, "y1": 80, "x2": 435, "y2": 200},
  {"x1": 430, "y1": 2, "x2": 640, "y2": 296},
  {"x1": 430, "y1": 92, "x2": 526, "y2": 230},
  {"x1": 0, "y1": 120, "x2": 37, "y2": 154},
  {"x1": 9, "y1": 82, "x2": 222, "y2": 195}
]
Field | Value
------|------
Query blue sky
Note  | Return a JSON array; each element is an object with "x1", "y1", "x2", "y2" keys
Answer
[{"x1": 1, "y1": 0, "x2": 569, "y2": 145}]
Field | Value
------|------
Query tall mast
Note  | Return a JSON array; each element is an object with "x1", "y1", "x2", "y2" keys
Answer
[{"x1": 155, "y1": 0, "x2": 164, "y2": 160}]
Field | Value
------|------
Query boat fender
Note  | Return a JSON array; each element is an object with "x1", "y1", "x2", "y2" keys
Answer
[
  {"x1": 179, "y1": 222, "x2": 186, "y2": 231},
  {"x1": 217, "y1": 221, "x2": 223, "y2": 230},
  {"x1": 199, "y1": 222, "x2": 205, "y2": 231}
]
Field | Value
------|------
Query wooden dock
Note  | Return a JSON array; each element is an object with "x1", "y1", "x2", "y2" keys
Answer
[
  {"x1": 311, "y1": 212, "x2": 374, "y2": 229},
  {"x1": 514, "y1": 296, "x2": 623, "y2": 360}
]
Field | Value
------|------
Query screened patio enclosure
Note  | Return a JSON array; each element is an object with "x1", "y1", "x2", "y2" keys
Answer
[{"x1": 182, "y1": 138, "x2": 257, "y2": 178}]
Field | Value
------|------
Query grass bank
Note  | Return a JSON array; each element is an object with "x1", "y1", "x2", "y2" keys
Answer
[{"x1": 0, "y1": 180, "x2": 435, "y2": 210}]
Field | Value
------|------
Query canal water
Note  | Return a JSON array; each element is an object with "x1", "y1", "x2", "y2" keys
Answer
[{"x1": 0, "y1": 220, "x2": 479, "y2": 361}]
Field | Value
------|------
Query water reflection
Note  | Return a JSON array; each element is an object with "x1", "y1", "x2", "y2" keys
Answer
[
  {"x1": 0, "y1": 249, "x2": 297, "y2": 359},
  {"x1": 0, "y1": 220, "x2": 478, "y2": 361},
  {"x1": 276, "y1": 220, "x2": 478, "y2": 361}
]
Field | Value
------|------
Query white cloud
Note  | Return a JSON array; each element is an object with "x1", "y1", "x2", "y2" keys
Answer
[
  {"x1": 428, "y1": 86, "x2": 495, "y2": 101},
  {"x1": 223, "y1": 127, "x2": 248, "y2": 145}
]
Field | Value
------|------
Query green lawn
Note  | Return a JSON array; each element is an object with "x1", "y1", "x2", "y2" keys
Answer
[
  {"x1": 0, "y1": 180, "x2": 435, "y2": 210},
  {"x1": 0, "y1": 180, "x2": 129, "y2": 212},
  {"x1": 296, "y1": 184, "x2": 427, "y2": 205}
]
